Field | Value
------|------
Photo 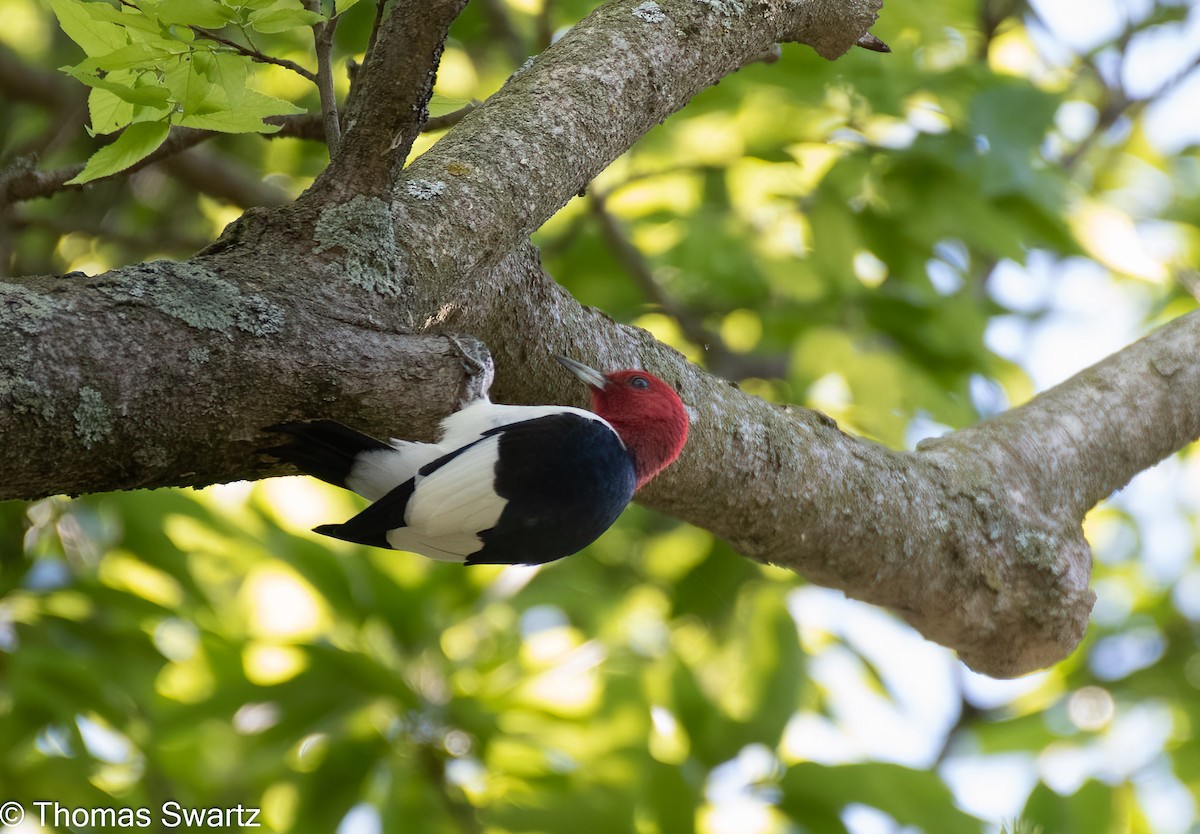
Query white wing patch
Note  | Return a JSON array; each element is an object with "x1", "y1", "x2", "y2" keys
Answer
[
  {"x1": 386, "y1": 529, "x2": 481, "y2": 562},
  {"x1": 346, "y1": 444, "x2": 443, "y2": 502},
  {"x1": 404, "y1": 436, "x2": 508, "y2": 539}
]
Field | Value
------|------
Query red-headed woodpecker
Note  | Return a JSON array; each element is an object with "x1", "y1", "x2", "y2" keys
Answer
[{"x1": 267, "y1": 356, "x2": 688, "y2": 565}]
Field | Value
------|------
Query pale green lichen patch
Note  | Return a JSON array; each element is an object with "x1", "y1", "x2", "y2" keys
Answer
[
  {"x1": 75, "y1": 386, "x2": 112, "y2": 448},
  {"x1": 695, "y1": 0, "x2": 745, "y2": 16},
  {"x1": 98, "y1": 261, "x2": 285, "y2": 336},
  {"x1": 1, "y1": 282, "x2": 57, "y2": 334},
  {"x1": 516, "y1": 56, "x2": 535, "y2": 75},
  {"x1": 404, "y1": 179, "x2": 446, "y2": 200},
  {"x1": 314, "y1": 195, "x2": 403, "y2": 297},
  {"x1": 0, "y1": 324, "x2": 50, "y2": 418},
  {"x1": 152, "y1": 262, "x2": 240, "y2": 330},
  {"x1": 1015, "y1": 528, "x2": 1060, "y2": 572},
  {"x1": 188, "y1": 347, "x2": 211, "y2": 364},
  {"x1": 3, "y1": 376, "x2": 55, "y2": 421},
  {"x1": 236, "y1": 294, "x2": 286, "y2": 336},
  {"x1": 632, "y1": 1, "x2": 667, "y2": 22}
]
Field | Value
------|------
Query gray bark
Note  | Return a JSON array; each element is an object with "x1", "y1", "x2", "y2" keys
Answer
[{"x1": 2, "y1": 0, "x2": 1197, "y2": 678}]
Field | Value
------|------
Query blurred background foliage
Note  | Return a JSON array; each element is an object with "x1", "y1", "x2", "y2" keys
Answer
[{"x1": 2, "y1": 0, "x2": 1200, "y2": 832}]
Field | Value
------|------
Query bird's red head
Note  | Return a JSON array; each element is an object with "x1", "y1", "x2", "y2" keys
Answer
[{"x1": 556, "y1": 356, "x2": 689, "y2": 489}]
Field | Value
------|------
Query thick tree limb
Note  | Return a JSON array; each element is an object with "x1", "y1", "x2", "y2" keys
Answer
[
  {"x1": 419, "y1": 245, "x2": 1199, "y2": 677},
  {"x1": 0, "y1": 265, "x2": 491, "y2": 498}
]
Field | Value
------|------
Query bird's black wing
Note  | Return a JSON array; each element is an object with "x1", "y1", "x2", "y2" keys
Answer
[{"x1": 465, "y1": 413, "x2": 636, "y2": 565}]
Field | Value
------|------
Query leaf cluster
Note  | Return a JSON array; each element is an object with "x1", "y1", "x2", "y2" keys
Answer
[{"x1": 48, "y1": 0, "x2": 311, "y2": 183}]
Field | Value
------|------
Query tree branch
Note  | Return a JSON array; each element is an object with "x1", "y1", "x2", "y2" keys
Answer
[
  {"x1": 424, "y1": 102, "x2": 480, "y2": 132},
  {"x1": 6, "y1": 210, "x2": 213, "y2": 253},
  {"x1": 2, "y1": 120, "x2": 309, "y2": 205},
  {"x1": 163, "y1": 147, "x2": 292, "y2": 208},
  {"x1": 306, "y1": 0, "x2": 342, "y2": 154},
  {"x1": 0, "y1": 104, "x2": 476, "y2": 207},
  {"x1": 587, "y1": 190, "x2": 787, "y2": 381},
  {"x1": 310, "y1": 0, "x2": 470, "y2": 200},
  {"x1": 0, "y1": 41, "x2": 80, "y2": 109},
  {"x1": 0, "y1": 265, "x2": 492, "y2": 498},
  {"x1": 416, "y1": 243, "x2": 1199, "y2": 678},
  {"x1": 191, "y1": 26, "x2": 317, "y2": 82}
]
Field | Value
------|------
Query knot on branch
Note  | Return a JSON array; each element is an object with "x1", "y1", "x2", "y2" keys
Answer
[
  {"x1": 778, "y1": 0, "x2": 885, "y2": 60},
  {"x1": 912, "y1": 445, "x2": 1096, "y2": 677}
]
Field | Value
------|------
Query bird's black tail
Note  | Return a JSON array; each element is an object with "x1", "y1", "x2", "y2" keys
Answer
[
  {"x1": 263, "y1": 420, "x2": 391, "y2": 489},
  {"x1": 311, "y1": 477, "x2": 416, "y2": 549}
]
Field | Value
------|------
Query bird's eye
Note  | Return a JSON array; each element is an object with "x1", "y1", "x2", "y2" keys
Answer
[{"x1": 629, "y1": 376, "x2": 649, "y2": 389}]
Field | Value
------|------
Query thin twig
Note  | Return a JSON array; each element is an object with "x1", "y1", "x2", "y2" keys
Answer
[
  {"x1": 423, "y1": 101, "x2": 480, "y2": 132},
  {"x1": 0, "y1": 95, "x2": 480, "y2": 206},
  {"x1": 306, "y1": 0, "x2": 342, "y2": 153},
  {"x1": 853, "y1": 32, "x2": 890, "y2": 53},
  {"x1": 0, "y1": 115, "x2": 322, "y2": 204},
  {"x1": 536, "y1": 0, "x2": 555, "y2": 51},
  {"x1": 307, "y1": 0, "x2": 469, "y2": 198},
  {"x1": 1023, "y1": 2, "x2": 1200, "y2": 173},
  {"x1": 7, "y1": 210, "x2": 214, "y2": 252},
  {"x1": 478, "y1": 0, "x2": 527, "y2": 66},
  {"x1": 191, "y1": 26, "x2": 317, "y2": 82},
  {"x1": 417, "y1": 744, "x2": 484, "y2": 834},
  {"x1": 588, "y1": 190, "x2": 788, "y2": 381}
]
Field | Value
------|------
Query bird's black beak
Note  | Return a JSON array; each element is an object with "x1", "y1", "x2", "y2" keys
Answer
[{"x1": 554, "y1": 355, "x2": 607, "y2": 389}]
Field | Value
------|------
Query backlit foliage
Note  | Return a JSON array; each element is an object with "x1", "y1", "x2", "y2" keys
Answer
[{"x1": 2, "y1": 0, "x2": 1199, "y2": 832}]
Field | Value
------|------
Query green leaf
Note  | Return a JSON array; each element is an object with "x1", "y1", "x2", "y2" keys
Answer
[
  {"x1": 333, "y1": 0, "x2": 362, "y2": 14},
  {"x1": 66, "y1": 120, "x2": 171, "y2": 185},
  {"x1": 87, "y1": 86, "x2": 134, "y2": 135},
  {"x1": 48, "y1": 0, "x2": 128, "y2": 57},
  {"x1": 225, "y1": 0, "x2": 279, "y2": 9},
  {"x1": 163, "y1": 53, "x2": 216, "y2": 116},
  {"x1": 155, "y1": 0, "x2": 235, "y2": 27},
  {"x1": 204, "y1": 52, "x2": 250, "y2": 109},
  {"x1": 73, "y1": 71, "x2": 173, "y2": 112},
  {"x1": 176, "y1": 89, "x2": 302, "y2": 133},
  {"x1": 247, "y1": 2, "x2": 325, "y2": 33},
  {"x1": 779, "y1": 763, "x2": 982, "y2": 834},
  {"x1": 77, "y1": 0, "x2": 164, "y2": 35},
  {"x1": 1020, "y1": 780, "x2": 1115, "y2": 834},
  {"x1": 70, "y1": 42, "x2": 176, "y2": 73}
]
